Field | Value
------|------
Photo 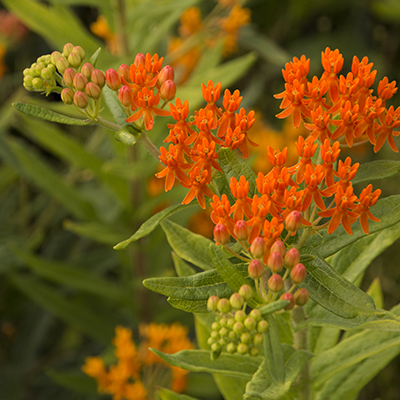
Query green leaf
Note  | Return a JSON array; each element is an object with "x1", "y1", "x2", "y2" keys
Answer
[
  {"x1": 263, "y1": 314, "x2": 285, "y2": 385},
  {"x1": 114, "y1": 204, "x2": 193, "y2": 250},
  {"x1": 172, "y1": 252, "x2": 196, "y2": 277},
  {"x1": 102, "y1": 86, "x2": 129, "y2": 127},
  {"x1": 13, "y1": 103, "x2": 91, "y2": 126},
  {"x1": 210, "y1": 243, "x2": 260, "y2": 307},
  {"x1": 150, "y1": 348, "x2": 262, "y2": 379},
  {"x1": 156, "y1": 387, "x2": 199, "y2": 400},
  {"x1": 310, "y1": 305, "x2": 400, "y2": 389},
  {"x1": 299, "y1": 247, "x2": 378, "y2": 318},
  {"x1": 213, "y1": 375, "x2": 249, "y2": 400},
  {"x1": 218, "y1": 148, "x2": 257, "y2": 197},
  {"x1": 353, "y1": 160, "x2": 400, "y2": 184},
  {"x1": 258, "y1": 300, "x2": 290, "y2": 317},
  {"x1": 160, "y1": 220, "x2": 214, "y2": 270},
  {"x1": 89, "y1": 47, "x2": 102, "y2": 66},
  {"x1": 167, "y1": 298, "x2": 209, "y2": 313},
  {"x1": 47, "y1": 370, "x2": 97, "y2": 395},
  {"x1": 306, "y1": 195, "x2": 400, "y2": 258},
  {"x1": 8, "y1": 273, "x2": 114, "y2": 343}
]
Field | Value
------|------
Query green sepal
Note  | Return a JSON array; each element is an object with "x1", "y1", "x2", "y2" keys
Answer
[{"x1": 89, "y1": 47, "x2": 102, "y2": 67}]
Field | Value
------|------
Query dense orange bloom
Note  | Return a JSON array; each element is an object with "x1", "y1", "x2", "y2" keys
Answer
[
  {"x1": 282, "y1": 55, "x2": 310, "y2": 84},
  {"x1": 181, "y1": 166, "x2": 214, "y2": 209},
  {"x1": 292, "y1": 135, "x2": 318, "y2": 184},
  {"x1": 304, "y1": 105, "x2": 332, "y2": 143},
  {"x1": 378, "y1": 76, "x2": 398, "y2": 101},
  {"x1": 321, "y1": 47, "x2": 344, "y2": 102},
  {"x1": 336, "y1": 157, "x2": 359, "y2": 190},
  {"x1": 374, "y1": 105, "x2": 400, "y2": 152},
  {"x1": 354, "y1": 97, "x2": 385, "y2": 144},
  {"x1": 190, "y1": 138, "x2": 221, "y2": 175},
  {"x1": 320, "y1": 140, "x2": 341, "y2": 187},
  {"x1": 230, "y1": 176, "x2": 252, "y2": 221},
  {"x1": 218, "y1": 89, "x2": 243, "y2": 136},
  {"x1": 351, "y1": 55, "x2": 377, "y2": 111},
  {"x1": 302, "y1": 164, "x2": 327, "y2": 211},
  {"x1": 202, "y1": 80, "x2": 222, "y2": 117},
  {"x1": 355, "y1": 184, "x2": 381, "y2": 234},
  {"x1": 267, "y1": 147, "x2": 287, "y2": 169},
  {"x1": 210, "y1": 194, "x2": 235, "y2": 233}
]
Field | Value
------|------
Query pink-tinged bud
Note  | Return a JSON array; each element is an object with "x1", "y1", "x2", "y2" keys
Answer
[
  {"x1": 280, "y1": 292, "x2": 295, "y2": 310},
  {"x1": 294, "y1": 288, "x2": 309, "y2": 306},
  {"x1": 86, "y1": 82, "x2": 102, "y2": 100},
  {"x1": 68, "y1": 51, "x2": 81, "y2": 68},
  {"x1": 285, "y1": 210, "x2": 302, "y2": 232},
  {"x1": 284, "y1": 248, "x2": 301, "y2": 269},
  {"x1": 73, "y1": 91, "x2": 89, "y2": 109},
  {"x1": 267, "y1": 251, "x2": 284, "y2": 273},
  {"x1": 61, "y1": 88, "x2": 74, "y2": 105},
  {"x1": 213, "y1": 223, "x2": 230, "y2": 245},
  {"x1": 234, "y1": 220, "x2": 249, "y2": 241},
  {"x1": 63, "y1": 68, "x2": 76, "y2": 87},
  {"x1": 291, "y1": 263, "x2": 307, "y2": 284},
  {"x1": 134, "y1": 53, "x2": 146, "y2": 67},
  {"x1": 118, "y1": 85, "x2": 133, "y2": 107},
  {"x1": 73, "y1": 73, "x2": 88, "y2": 91},
  {"x1": 207, "y1": 295, "x2": 219, "y2": 311},
  {"x1": 81, "y1": 63, "x2": 95, "y2": 79},
  {"x1": 268, "y1": 274, "x2": 284, "y2": 292},
  {"x1": 159, "y1": 80, "x2": 176, "y2": 101},
  {"x1": 56, "y1": 56, "x2": 69, "y2": 73},
  {"x1": 91, "y1": 69, "x2": 106, "y2": 88},
  {"x1": 248, "y1": 259, "x2": 264, "y2": 279},
  {"x1": 73, "y1": 46, "x2": 85, "y2": 61},
  {"x1": 217, "y1": 298, "x2": 231, "y2": 314},
  {"x1": 250, "y1": 237, "x2": 267, "y2": 259},
  {"x1": 230, "y1": 293, "x2": 244, "y2": 310},
  {"x1": 270, "y1": 240, "x2": 286, "y2": 257},
  {"x1": 118, "y1": 64, "x2": 130, "y2": 82},
  {"x1": 62, "y1": 43, "x2": 74, "y2": 57},
  {"x1": 51, "y1": 51, "x2": 62, "y2": 65},
  {"x1": 238, "y1": 284, "x2": 253, "y2": 302},
  {"x1": 106, "y1": 68, "x2": 121, "y2": 91},
  {"x1": 158, "y1": 65, "x2": 175, "y2": 86}
]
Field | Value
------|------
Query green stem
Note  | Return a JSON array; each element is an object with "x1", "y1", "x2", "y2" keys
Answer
[
  {"x1": 139, "y1": 130, "x2": 161, "y2": 161},
  {"x1": 296, "y1": 227, "x2": 311, "y2": 250},
  {"x1": 94, "y1": 116, "x2": 122, "y2": 131}
]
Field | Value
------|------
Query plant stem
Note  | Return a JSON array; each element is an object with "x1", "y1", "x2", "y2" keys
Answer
[
  {"x1": 139, "y1": 130, "x2": 161, "y2": 161},
  {"x1": 95, "y1": 116, "x2": 122, "y2": 131}
]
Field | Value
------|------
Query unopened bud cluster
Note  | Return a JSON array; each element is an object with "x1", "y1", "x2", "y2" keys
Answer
[
  {"x1": 206, "y1": 286, "x2": 268, "y2": 356},
  {"x1": 23, "y1": 54, "x2": 57, "y2": 94}
]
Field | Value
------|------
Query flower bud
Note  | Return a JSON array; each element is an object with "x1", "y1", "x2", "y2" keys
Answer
[
  {"x1": 227, "y1": 318, "x2": 235, "y2": 328},
  {"x1": 240, "y1": 332, "x2": 252, "y2": 344},
  {"x1": 73, "y1": 91, "x2": 89, "y2": 109},
  {"x1": 159, "y1": 80, "x2": 176, "y2": 101},
  {"x1": 257, "y1": 320, "x2": 268, "y2": 333},
  {"x1": 228, "y1": 330, "x2": 237, "y2": 341},
  {"x1": 244, "y1": 317, "x2": 256, "y2": 331},
  {"x1": 237, "y1": 343, "x2": 248, "y2": 354},
  {"x1": 250, "y1": 237, "x2": 267, "y2": 258},
  {"x1": 210, "y1": 330, "x2": 219, "y2": 340},
  {"x1": 219, "y1": 327, "x2": 228, "y2": 337},
  {"x1": 233, "y1": 321, "x2": 244, "y2": 334},
  {"x1": 23, "y1": 68, "x2": 30, "y2": 76},
  {"x1": 230, "y1": 293, "x2": 244, "y2": 310},
  {"x1": 219, "y1": 338, "x2": 227, "y2": 346},
  {"x1": 217, "y1": 298, "x2": 231, "y2": 314},
  {"x1": 73, "y1": 46, "x2": 85, "y2": 61},
  {"x1": 211, "y1": 342, "x2": 220, "y2": 352},
  {"x1": 238, "y1": 284, "x2": 253, "y2": 302},
  {"x1": 294, "y1": 288, "x2": 310, "y2": 306},
  {"x1": 267, "y1": 251, "x2": 284, "y2": 273},
  {"x1": 290, "y1": 263, "x2": 307, "y2": 284},
  {"x1": 106, "y1": 68, "x2": 121, "y2": 91},
  {"x1": 51, "y1": 51, "x2": 62, "y2": 65},
  {"x1": 249, "y1": 347, "x2": 259, "y2": 357},
  {"x1": 86, "y1": 82, "x2": 102, "y2": 100},
  {"x1": 73, "y1": 73, "x2": 88, "y2": 91},
  {"x1": 56, "y1": 56, "x2": 69, "y2": 73},
  {"x1": 253, "y1": 333, "x2": 263, "y2": 346},
  {"x1": 233, "y1": 220, "x2": 249, "y2": 241},
  {"x1": 62, "y1": 43, "x2": 74, "y2": 57},
  {"x1": 158, "y1": 65, "x2": 174, "y2": 86},
  {"x1": 268, "y1": 274, "x2": 284, "y2": 293},
  {"x1": 47, "y1": 64, "x2": 56, "y2": 75},
  {"x1": 220, "y1": 318, "x2": 227, "y2": 327},
  {"x1": 68, "y1": 51, "x2": 81, "y2": 68},
  {"x1": 213, "y1": 223, "x2": 230, "y2": 245},
  {"x1": 81, "y1": 62, "x2": 95, "y2": 79},
  {"x1": 280, "y1": 292, "x2": 295, "y2": 310},
  {"x1": 118, "y1": 64, "x2": 130, "y2": 82},
  {"x1": 63, "y1": 68, "x2": 76, "y2": 87},
  {"x1": 118, "y1": 85, "x2": 133, "y2": 107},
  {"x1": 285, "y1": 210, "x2": 302, "y2": 232},
  {"x1": 270, "y1": 240, "x2": 286, "y2": 257},
  {"x1": 234, "y1": 310, "x2": 246, "y2": 322},
  {"x1": 227, "y1": 342, "x2": 236, "y2": 354},
  {"x1": 284, "y1": 248, "x2": 300, "y2": 269},
  {"x1": 34, "y1": 62, "x2": 46, "y2": 75},
  {"x1": 40, "y1": 67, "x2": 53, "y2": 81},
  {"x1": 248, "y1": 259, "x2": 264, "y2": 279},
  {"x1": 211, "y1": 321, "x2": 220, "y2": 330},
  {"x1": 249, "y1": 309, "x2": 261, "y2": 322},
  {"x1": 134, "y1": 53, "x2": 145, "y2": 67},
  {"x1": 91, "y1": 69, "x2": 106, "y2": 88},
  {"x1": 61, "y1": 88, "x2": 74, "y2": 105},
  {"x1": 207, "y1": 295, "x2": 219, "y2": 311},
  {"x1": 32, "y1": 77, "x2": 43, "y2": 89},
  {"x1": 23, "y1": 75, "x2": 33, "y2": 88}
]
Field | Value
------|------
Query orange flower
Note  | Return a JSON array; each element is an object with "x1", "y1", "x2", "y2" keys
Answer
[
  {"x1": 281, "y1": 55, "x2": 310, "y2": 85},
  {"x1": 331, "y1": 100, "x2": 360, "y2": 146},
  {"x1": 320, "y1": 140, "x2": 341, "y2": 187},
  {"x1": 336, "y1": 157, "x2": 359, "y2": 190},
  {"x1": 292, "y1": 135, "x2": 318, "y2": 184},
  {"x1": 374, "y1": 105, "x2": 400, "y2": 152},
  {"x1": 210, "y1": 194, "x2": 235, "y2": 233},
  {"x1": 351, "y1": 55, "x2": 377, "y2": 111},
  {"x1": 321, "y1": 47, "x2": 344, "y2": 103},
  {"x1": 304, "y1": 105, "x2": 332, "y2": 143},
  {"x1": 229, "y1": 176, "x2": 252, "y2": 221},
  {"x1": 267, "y1": 146, "x2": 287, "y2": 169},
  {"x1": 302, "y1": 164, "x2": 327, "y2": 211},
  {"x1": 355, "y1": 184, "x2": 381, "y2": 234},
  {"x1": 218, "y1": 89, "x2": 243, "y2": 136},
  {"x1": 181, "y1": 166, "x2": 214, "y2": 209},
  {"x1": 190, "y1": 138, "x2": 221, "y2": 175},
  {"x1": 378, "y1": 76, "x2": 398, "y2": 101},
  {"x1": 168, "y1": 98, "x2": 195, "y2": 135},
  {"x1": 202, "y1": 80, "x2": 222, "y2": 117}
]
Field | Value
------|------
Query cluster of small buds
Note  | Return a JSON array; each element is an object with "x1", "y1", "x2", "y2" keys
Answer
[
  {"x1": 105, "y1": 53, "x2": 175, "y2": 131},
  {"x1": 23, "y1": 54, "x2": 57, "y2": 94},
  {"x1": 206, "y1": 286, "x2": 268, "y2": 356}
]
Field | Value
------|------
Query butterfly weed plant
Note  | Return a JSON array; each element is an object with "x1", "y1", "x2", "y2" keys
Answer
[{"x1": 14, "y1": 42, "x2": 400, "y2": 400}]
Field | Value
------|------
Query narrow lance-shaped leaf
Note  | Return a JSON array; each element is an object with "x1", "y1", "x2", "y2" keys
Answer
[{"x1": 352, "y1": 160, "x2": 400, "y2": 185}]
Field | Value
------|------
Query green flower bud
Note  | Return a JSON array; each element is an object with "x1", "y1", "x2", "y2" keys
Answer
[
  {"x1": 234, "y1": 310, "x2": 246, "y2": 322},
  {"x1": 219, "y1": 327, "x2": 228, "y2": 337},
  {"x1": 249, "y1": 347, "x2": 259, "y2": 357},
  {"x1": 240, "y1": 332, "x2": 252, "y2": 344},
  {"x1": 217, "y1": 298, "x2": 231, "y2": 314},
  {"x1": 233, "y1": 321, "x2": 244, "y2": 335},
  {"x1": 239, "y1": 284, "x2": 253, "y2": 302},
  {"x1": 68, "y1": 51, "x2": 82, "y2": 68},
  {"x1": 249, "y1": 309, "x2": 261, "y2": 322},
  {"x1": 23, "y1": 75, "x2": 33, "y2": 88},
  {"x1": 41, "y1": 67, "x2": 53, "y2": 80},
  {"x1": 210, "y1": 330, "x2": 219, "y2": 340},
  {"x1": 86, "y1": 82, "x2": 102, "y2": 100},
  {"x1": 207, "y1": 337, "x2": 214, "y2": 346},
  {"x1": 244, "y1": 316, "x2": 256, "y2": 331},
  {"x1": 211, "y1": 321, "x2": 220, "y2": 331},
  {"x1": 218, "y1": 338, "x2": 227, "y2": 346},
  {"x1": 228, "y1": 331, "x2": 237, "y2": 341},
  {"x1": 227, "y1": 342, "x2": 236, "y2": 354},
  {"x1": 34, "y1": 62, "x2": 46, "y2": 75},
  {"x1": 51, "y1": 51, "x2": 62, "y2": 65},
  {"x1": 73, "y1": 91, "x2": 89, "y2": 109},
  {"x1": 237, "y1": 343, "x2": 248, "y2": 355},
  {"x1": 62, "y1": 43, "x2": 74, "y2": 58},
  {"x1": 56, "y1": 56, "x2": 69, "y2": 74},
  {"x1": 227, "y1": 318, "x2": 235, "y2": 329},
  {"x1": 32, "y1": 77, "x2": 43, "y2": 89},
  {"x1": 23, "y1": 68, "x2": 30, "y2": 76},
  {"x1": 61, "y1": 88, "x2": 74, "y2": 105},
  {"x1": 47, "y1": 63, "x2": 56, "y2": 75},
  {"x1": 73, "y1": 46, "x2": 85, "y2": 61},
  {"x1": 253, "y1": 333, "x2": 263, "y2": 346},
  {"x1": 257, "y1": 320, "x2": 269, "y2": 333},
  {"x1": 211, "y1": 342, "x2": 220, "y2": 352},
  {"x1": 207, "y1": 295, "x2": 219, "y2": 312},
  {"x1": 230, "y1": 293, "x2": 244, "y2": 310},
  {"x1": 219, "y1": 318, "x2": 227, "y2": 327}
]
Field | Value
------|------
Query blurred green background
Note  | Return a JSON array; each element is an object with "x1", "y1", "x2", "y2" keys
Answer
[{"x1": 0, "y1": 0, "x2": 399, "y2": 399}]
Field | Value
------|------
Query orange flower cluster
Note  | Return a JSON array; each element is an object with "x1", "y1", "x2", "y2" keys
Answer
[
  {"x1": 275, "y1": 47, "x2": 400, "y2": 152},
  {"x1": 105, "y1": 53, "x2": 175, "y2": 131},
  {"x1": 82, "y1": 324, "x2": 193, "y2": 400},
  {"x1": 211, "y1": 136, "x2": 381, "y2": 263},
  {"x1": 156, "y1": 80, "x2": 257, "y2": 208}
]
